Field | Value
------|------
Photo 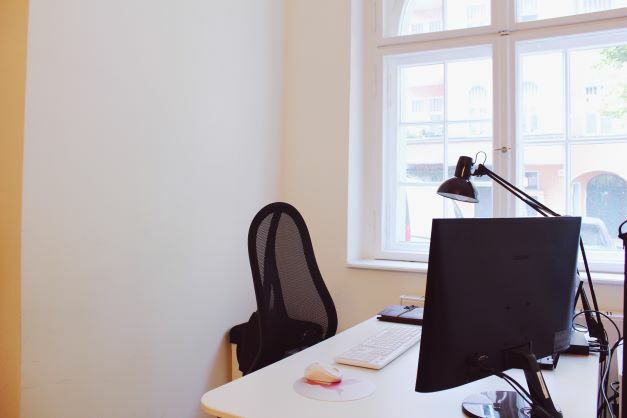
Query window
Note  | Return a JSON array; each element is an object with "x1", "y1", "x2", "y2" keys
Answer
[
  {"x1": 356, "y1": 1, "x2": 627, "y2": 273},
  {"x1": 383, "y1": 47, "x2": 493, "y2": 253}
]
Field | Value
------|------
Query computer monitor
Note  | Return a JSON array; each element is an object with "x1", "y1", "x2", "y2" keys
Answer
[{"x1": 416, "y1": 217, "x2": 581, "y2": 418}]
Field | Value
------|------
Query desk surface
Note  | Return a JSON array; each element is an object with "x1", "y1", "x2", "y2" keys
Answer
[{"x1": 201, "y1": 318, "x2": 599, "y2": 418}]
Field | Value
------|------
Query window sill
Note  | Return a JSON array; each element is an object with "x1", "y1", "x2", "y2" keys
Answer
[
  {"x1": 347, "y1": 258, "x2": 624, "y2": 285},
  {"x1": 588, "y1": 272, "x2": 624, "y2": 285},
  {"x1": 347, "y1": 259, "x2": 429, "y2": 273}
]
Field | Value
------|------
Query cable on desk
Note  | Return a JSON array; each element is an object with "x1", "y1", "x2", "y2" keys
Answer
[
  {"x1": 599, "y1": 338, "x2": 623, "y2": 418},
  {"x1": 475, "y1": 362, "x2": 555, "y2": 418},
  {"x1": 572, "y1": 309, "x2": 623, "y2": 418},
  {"x1": 573, "y1": 310, "x2": 622, "y2": 341}
]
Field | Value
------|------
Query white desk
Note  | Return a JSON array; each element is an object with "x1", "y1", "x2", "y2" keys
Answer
[{"x1": 201, "y1": 318, "x2": 599, "y2": 418}]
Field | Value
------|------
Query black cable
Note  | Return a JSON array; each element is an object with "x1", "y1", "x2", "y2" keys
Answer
[
  {"x1": 601, "y1": 348, "x2": 614, "y2": 418},
  {"x1": 485, "y1": 367, "x2": 557, "y2": 418},
  {"x1": 473, "y1": 361, "x2": 556, "y2": 416},
  {"x1": 605, "y1": 339, "x2": 623, "y2": 418},
  {"x1": 493, "y1": 371, "x2": 533, "y2": 403},
  {"x1": 597, "y1": 338, "x2": 623, "y2": 418},
  {"x1": 598, "y1": 357, "x2": 606, "y2": 417},
  {"x1": 496, "y1": 372, "x2": 556, "y2": 418},
  {"x1": 573, "y1": 310, "x2": 621, "y2": 341},
  {"x1": 475, "y1": 361, "x2": 568, "y2": 418},
  {"x1": 573, "y1": 310, "x2": 623, "y2": 418},
  {"x1": 473, "y1": 360, "x2": 534, "y2": 404}
]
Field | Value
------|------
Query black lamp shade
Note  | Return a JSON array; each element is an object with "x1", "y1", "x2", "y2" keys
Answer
[
  {"x1": 437, "y1": 156, "x2": 479, "y2": 203},
  {"x1": 437, "y1": 177, "x2": 479, "y2": 203}
]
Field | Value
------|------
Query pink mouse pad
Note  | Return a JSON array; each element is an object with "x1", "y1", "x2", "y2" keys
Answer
[{"x1": 293, "y1": 375, "x2": 376, "y2": 401}]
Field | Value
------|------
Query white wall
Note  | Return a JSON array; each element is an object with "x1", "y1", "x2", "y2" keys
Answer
[
  {"x1": 21, "y1": 1, "x2": 283, "y2": 417},
  {"x1": 281, "y1": 0, "x2": 624, "y2": 331},
  {"x1": 281, "y1": 0, "x2": 425, "y2": 330}
]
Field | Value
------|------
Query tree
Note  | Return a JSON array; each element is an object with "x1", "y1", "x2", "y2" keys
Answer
[{"x1": 598, "y1": 46, "x2": 627, "y2": 119}]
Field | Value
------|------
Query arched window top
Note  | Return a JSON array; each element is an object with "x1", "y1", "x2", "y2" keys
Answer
[{"x1": 382, "y1": 0, "x2": 490, "y2": 38}]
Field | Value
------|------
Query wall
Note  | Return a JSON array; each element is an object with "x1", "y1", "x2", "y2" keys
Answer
[
  {"x1": 21, "y1": 1, "x2": 283, "y2": 417},
  {"x1": 282, "y1": 0, "x2": 426, "y2": 330},
  {"x1": 0, "y1": 0, "x2": 28, "y2": 416},
  {"x1": 281, "y1": 0, "x2": 623, "y2": 332}
]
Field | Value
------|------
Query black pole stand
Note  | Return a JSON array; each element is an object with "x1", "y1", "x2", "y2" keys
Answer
[{"x1": 619, "y1": 220, "x2": 626, "y2": 418}]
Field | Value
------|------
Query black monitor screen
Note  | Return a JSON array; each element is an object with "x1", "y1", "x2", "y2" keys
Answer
[{"x1": 415, "y1": 217, "x2": 581, "y2": 393}]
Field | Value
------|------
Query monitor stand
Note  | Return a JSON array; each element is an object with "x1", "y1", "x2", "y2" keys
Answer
[
  {"x1": 461, "y1": 347, "x2": 563, "y2": 418},
  {"x1": 462, "y1": 391, "x2": 531, "y2": 418}
]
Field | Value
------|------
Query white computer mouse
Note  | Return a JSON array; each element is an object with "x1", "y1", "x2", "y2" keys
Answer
[{"x1": 304, "y1": 362, "x2": 343, "y2": 384}]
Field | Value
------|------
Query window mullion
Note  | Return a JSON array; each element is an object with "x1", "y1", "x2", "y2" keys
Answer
[
  {"x1": 384, "y1": 62, "x2": 398, "y2": 256},
  {"x1": 493, "y1": 0, "x2": 515, "y2": 31},
  {"x1": 443, "y1": 60, "x2": 449, "y2": 218},
  {"x1": 564, "y1": 49, "x2": 573, "y2": 215},
  {"x1": 493, "y1": 34, "x2": 515, "y2": 217}
]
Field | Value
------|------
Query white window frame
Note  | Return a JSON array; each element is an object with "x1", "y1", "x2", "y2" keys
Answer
[
  {"x1": 354, "y1": 0, "x2": 627, "y2": 272},
  {"x1": 381, "y1": 44, "x2": 495, "y2": 260}
]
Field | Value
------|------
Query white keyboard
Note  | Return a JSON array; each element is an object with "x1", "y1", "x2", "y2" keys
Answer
[{"x1": 334, "y1": 325, "x2": 422, "y2": 370}]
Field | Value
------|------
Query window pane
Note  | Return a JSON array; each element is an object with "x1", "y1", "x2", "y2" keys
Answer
[
  {"x1": 388, "y1": 47, "x2": 493, "y2": 247},
  {"x1": 571, "y1": 142, "x2": 626, "y2": 254},
  {"x1": 519, "y1": 51, "x2": 565, "y2": 138},
  {"x1": 400, "y1": 63, "x2": 444, "y2": 124},
  {"x1": 517, "y1": 0, "x2": 627, "y2": 22},
  {"x1": 382, "y1": 0, "x2": 491, "y2": 38},
  {"x1": 447, "y1": 58, "x2": 493, "y2": 139},
  {"x1": 569, "y1": 47, "x2": 627, "y2": 137},
  {"x1": 517, "y1": 30, "x2": 627, "y2": 268},
  {"x1": 403, "y1": 182, "x2": 492, "y2": 244},
  {"x1": 404, "y1": 185, "x2": 442, "y2": 244},
  {"x1": 401, "y1": 142, "x2": 444, "y2": 244},
  {"x1": 521, "y1": 144, "x2": 566, "y2": 215},
  {"x1": 403, "y1": 143, "x2": 444, "y2": 183}
]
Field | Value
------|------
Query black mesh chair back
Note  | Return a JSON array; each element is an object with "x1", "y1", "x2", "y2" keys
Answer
[{"x1": 231, "y1": 202, "x2": 337, "y2": 375}]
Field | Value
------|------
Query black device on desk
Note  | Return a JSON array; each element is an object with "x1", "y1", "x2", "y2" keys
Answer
[
  {"x1": 377, "y1": 305, "x2": 423, "y2": 325},
  {"x1": 415, "y1": 217, "x2": 581, "y2": 418}
]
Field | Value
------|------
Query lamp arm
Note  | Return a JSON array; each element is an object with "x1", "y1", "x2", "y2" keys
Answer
[
  {"x1": 483, "y1": 171, "x2": 551, "y2": 217},
  {"x1": 473, "y1": 164, "x2": 560, "y2": 217},
  {"x1": 473, "y1": 164, "x2": 606, "y2": 346}
]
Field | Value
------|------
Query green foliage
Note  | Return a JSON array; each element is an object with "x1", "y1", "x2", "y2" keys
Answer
[
  {"x1": 600, "y1": 45, "x2": 627, "y2": 67},
  {"x1": 598, "y1": 46, "x2": 627, "y2": 118}
]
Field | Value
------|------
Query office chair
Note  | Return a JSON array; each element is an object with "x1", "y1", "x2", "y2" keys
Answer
[{"x1": 230, "y1": 202, "x2": 338, "y2": 375}]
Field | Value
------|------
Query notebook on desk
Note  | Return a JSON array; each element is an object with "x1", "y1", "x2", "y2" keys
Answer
[{"x1": 377, "y1": 305, "x2": 423, "y2": 325}]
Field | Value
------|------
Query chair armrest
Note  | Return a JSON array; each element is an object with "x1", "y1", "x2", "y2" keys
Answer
[{"x1": 229, "y1": 322, "x2": 249, "y2": 345}]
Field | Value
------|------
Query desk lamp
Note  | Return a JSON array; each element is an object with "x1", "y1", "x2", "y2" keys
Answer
[{"x1": 437, "y1": 154, "x2": 608, "y2": 359}]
